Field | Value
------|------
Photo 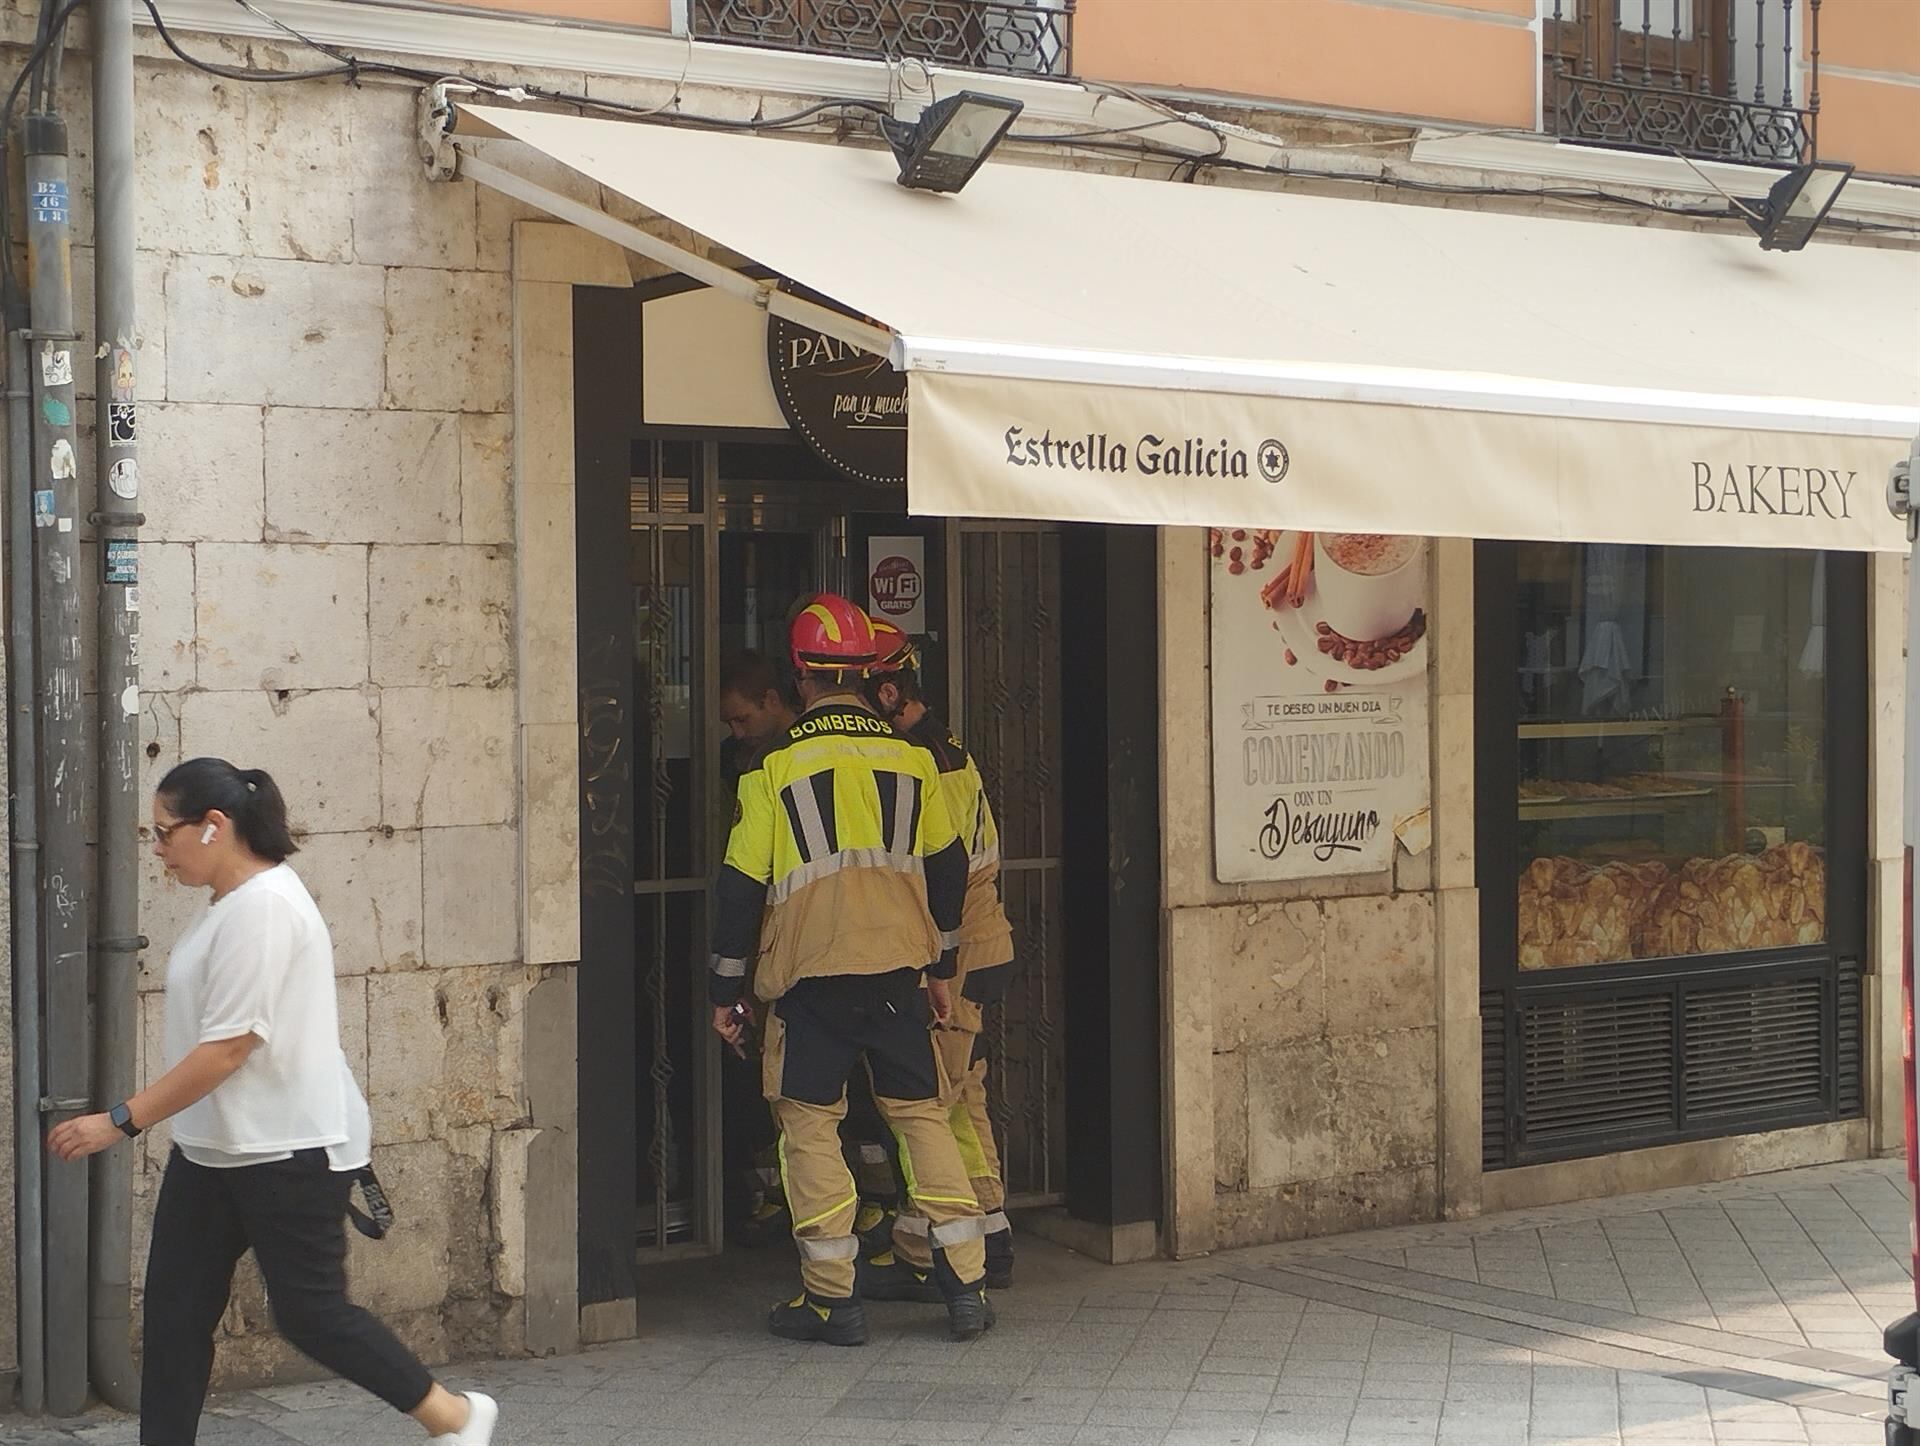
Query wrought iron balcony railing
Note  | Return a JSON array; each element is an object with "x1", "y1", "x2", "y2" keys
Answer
[
  {"x1": 1544, "y1": 0, "x2": 1818, "y2": 165},
  {"x1": 690, "y1": 0, "x2": 1074, "y2": 79}
]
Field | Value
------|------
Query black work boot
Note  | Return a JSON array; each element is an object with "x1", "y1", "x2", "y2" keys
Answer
[
  {"x1": 984, "y1": 1227, "x2": 1014, "y2": 1290},
  {"x1": 857, "y1": 1250, "x2": 943, "y2": 1303},
  {"x1": 932, "y1": 1244, "x2": 998, "y2": 1341},
  {"x1": 768, "y1": 1292, "x2": 869, "y2": 1346},
  {"x1": 854, "y1": 1199, "x2": 898, "y2": 1259},
  {"x1": 944, "y1": 1286, "x2": 996, "y2": 1342}
]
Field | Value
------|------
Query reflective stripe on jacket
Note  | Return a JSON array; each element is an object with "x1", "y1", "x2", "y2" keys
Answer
[{"x1": 709, "y1": 696, "x2": 968, "y2": 1005}]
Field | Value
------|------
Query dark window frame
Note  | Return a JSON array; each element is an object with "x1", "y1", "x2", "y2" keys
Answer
[{"x1": 1476, "y1": 541, "x2": 1868, "y2": 1169}]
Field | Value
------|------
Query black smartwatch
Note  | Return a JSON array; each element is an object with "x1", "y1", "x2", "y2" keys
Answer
[{"x1": 109, "y1": 1102, "x2": 141, "y2": 1138}]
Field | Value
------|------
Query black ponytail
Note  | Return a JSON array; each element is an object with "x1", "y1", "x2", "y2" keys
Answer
[{"x1": 156, "y1": 757, "x2": 299, "y2": 862}]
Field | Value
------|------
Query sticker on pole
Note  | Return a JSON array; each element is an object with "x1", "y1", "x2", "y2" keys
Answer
[
  {"x1": 39, "y1": 342, "x2": 70, "y2": 388},
  {"x1": 866, "y1": 536, "x2": 926, "y2": 634},
  {"x1": 49, "y1": 438, "x2": 75, "y2": 479},
  {"x1": 106, "y1": 538, "x2": 137, "y2": 585},
  {"x1": 108, "y1": 459, "x2": 138, "y2": 500},
  {"x1": 32, "y1": 490, "x2": 53, "y2": 527}
]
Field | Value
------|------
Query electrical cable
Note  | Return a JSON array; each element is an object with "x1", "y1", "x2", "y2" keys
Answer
[
  {"x1": 27, "y1": 0, "x2": 57, "y2": 111},
  {"x1": 131, "y1": 0, "x2": 1920, "y2": 243},
  {"x1": 141, "y1": 0, "x2": 355, "y2": 80},
  {"x1": 139, "y1": 0, "x2": 899, "y2": 133}
]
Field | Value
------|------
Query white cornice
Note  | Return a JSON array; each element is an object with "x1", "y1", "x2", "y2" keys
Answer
[
  {"x1": 141, "y1": 0, "x2": 1271, "y2": 164},
  {"x1": 144, "y1": 0, "x2": 1920, "y2": 226}
]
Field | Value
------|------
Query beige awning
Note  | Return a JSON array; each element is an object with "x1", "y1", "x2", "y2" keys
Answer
[{"x1": 462, "y1": 104, "x2": 1920, "y2": 551}]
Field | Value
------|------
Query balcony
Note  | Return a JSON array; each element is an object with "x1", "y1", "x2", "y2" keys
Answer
[
  {"x1": 689, "y1": 0, "x2": 1074, "y2": 78},
  {"x1": 1543, "y1": 0, "x2": 1817, "y2": 164}
]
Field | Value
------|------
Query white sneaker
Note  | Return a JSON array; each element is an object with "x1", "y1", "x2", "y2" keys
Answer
[{"x1": 431, "y1": 1392, "x2": 497, "y2": 1445}]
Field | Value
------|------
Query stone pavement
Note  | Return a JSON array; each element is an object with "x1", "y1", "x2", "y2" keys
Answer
[{"x1": 5, "y1": 1158, "x2": 1912, "y2": 1446}]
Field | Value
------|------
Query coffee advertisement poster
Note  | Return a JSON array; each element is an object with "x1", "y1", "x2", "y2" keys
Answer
[{"x1": 1209, "y1": 530, "x2": 1433, "y2": 883}]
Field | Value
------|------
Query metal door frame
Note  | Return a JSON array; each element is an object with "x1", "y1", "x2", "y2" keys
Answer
[
  {"x1": 629, "y1": 430, "x2": 890, "y2": 1266},
  {"x1": 949, "y1": 519, "x2": 1069, "y2": 1209}
]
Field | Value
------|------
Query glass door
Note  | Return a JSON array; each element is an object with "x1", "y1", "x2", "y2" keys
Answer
[{"x1": 629, "y1": 433, "x2": 927, "y2": 1264}]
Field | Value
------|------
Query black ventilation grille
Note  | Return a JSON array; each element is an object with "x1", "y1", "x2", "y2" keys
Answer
[
  {"x1": 1482, "y1": 991, "x2": 1507, "y2": 1171},
  {"x1": 1493, "y1": 959, "x2": 1845, "y2": 1167},
  {"x1": 1836, "y1": 958, "x2": 1863, "y2": 1118},
  {"x1": 1683, "y1": 975, "x2": 1825, "y2": 1122},
  {"x1": 1519, "y1": 991, "x2": 1675, "y2": 1148}
]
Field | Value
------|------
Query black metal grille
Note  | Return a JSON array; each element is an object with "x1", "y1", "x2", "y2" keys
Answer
[
  {"x1": 1495, "y1": 957, "x2": 1856, "y2": 1167},
  {"x1": 1836, "y1": 957, "x2": 1862, "y2": 1117},
  {"x1": 1520, "y1": 990, "x2": 1676, "y2": 1150},
  {"x1": 1482, "y1": 991, "x2": 1508, "y2": 1171},
  {"x1": 1553, "y1": 75, "x2": 1809, "y2": 163},
  {"x1": 690, "y1": 0, "x2": 1074, "y2": 78},
  {"x1": 1682, "y1": 974, "x2": 1824, "y2": 1121},
  {"x1": 1544, "y1": 0, "x2": 1817, "y2": 165}
]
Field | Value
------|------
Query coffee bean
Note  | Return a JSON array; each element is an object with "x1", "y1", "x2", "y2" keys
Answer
[
  {"x1": 1324, "y1": 679, "x2": 1341, "y2": 693},
  {"x1": 1228, "y1": 560, "x2": 1245, "y2": 575},
  {"x1": 1284, "y1": 648, "x2": 1297, "y2": 665}
]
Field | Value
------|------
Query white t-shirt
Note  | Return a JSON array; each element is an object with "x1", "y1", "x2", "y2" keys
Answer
[{"x1": 163, "y1": 863, "x2": 371, "y2": 1172}]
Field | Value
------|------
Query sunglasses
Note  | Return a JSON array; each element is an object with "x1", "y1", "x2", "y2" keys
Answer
[{"x1": 152, "y1": 816, "x2": 204, "y2": 845}]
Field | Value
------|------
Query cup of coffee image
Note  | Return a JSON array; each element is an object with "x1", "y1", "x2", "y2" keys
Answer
[{"x1": 1313, "y1": 533, "x2": 1423, "y2": 642}]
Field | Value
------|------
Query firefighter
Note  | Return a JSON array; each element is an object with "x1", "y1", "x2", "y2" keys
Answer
[
  {"x1": 709, "y1": 595, "x2": 994, "y2": 1345},
  {"x1": 856, "y1": 620, "x2": 1019, "y2": 1303}
]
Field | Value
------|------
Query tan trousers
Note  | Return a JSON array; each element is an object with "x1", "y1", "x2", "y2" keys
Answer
[
  {"x1": 764, "y1": 979, "x2": 987, "y2": 1298},
  {"x1": 895, "y1": 1001, "x2": 1007, "y2": 1271}
]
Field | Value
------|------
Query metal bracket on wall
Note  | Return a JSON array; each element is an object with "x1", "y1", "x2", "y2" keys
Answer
[{"x1": 441, "y1": 117, "x2": 895, "y2": 361}]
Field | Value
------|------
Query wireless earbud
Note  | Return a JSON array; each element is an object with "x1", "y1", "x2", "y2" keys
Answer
[{"x1": 200, "y1": 824, "x2": 217, "y2": 846}]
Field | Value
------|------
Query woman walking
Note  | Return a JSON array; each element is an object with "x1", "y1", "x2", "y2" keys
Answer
[{"x1": 47, "y1": 758, "x2": 497, "y2": 1445}]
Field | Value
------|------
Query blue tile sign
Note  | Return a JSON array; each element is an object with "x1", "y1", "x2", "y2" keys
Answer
[{"x1": 31, "y1": 178, "x2": 67, "y2": 225}]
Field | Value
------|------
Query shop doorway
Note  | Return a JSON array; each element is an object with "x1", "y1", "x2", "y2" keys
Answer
[{"x1": 569, "y1": 289, "x2": 1076, "y2": 1304}]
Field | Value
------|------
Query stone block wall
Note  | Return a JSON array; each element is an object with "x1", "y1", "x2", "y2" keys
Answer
[
  {"x1": 35, "y1": 45, "x2": 552, "y2": 1380},
  {"x1": 1160, "y1": 532, "x2": 1476, "y2": 1258},
  {"x1": 1196, "y1": 893, "x2": 1441, "y2": 1248}
]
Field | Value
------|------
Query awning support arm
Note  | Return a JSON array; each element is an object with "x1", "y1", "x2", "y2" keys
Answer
[{"x1": 454, "y1": 146, "x2": 896, "y2": 359}]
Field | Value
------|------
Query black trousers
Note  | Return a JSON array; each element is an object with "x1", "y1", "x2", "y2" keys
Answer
[{"x1": 140, "y1": 1147, "x2": 433, "y2": 1445}]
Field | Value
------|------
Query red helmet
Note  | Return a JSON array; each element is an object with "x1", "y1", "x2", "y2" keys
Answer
[
  {"x1": 790, "y1": 594, "x2": 877, "y2": 673},
  {"x1": 868, "y1": 619, "x2": 919, "y2": 675}
]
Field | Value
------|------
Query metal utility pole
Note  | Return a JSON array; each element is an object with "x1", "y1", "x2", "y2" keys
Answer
[
  {"x1": 89, "y1": 0, "x2": 143, "y2": 1408},
  {"x1": 25, "y1": 88, "x2": 92, "y2": 1415},
  {"x1": 6, "y1": 315, "x2": 46, "y2": 1422}
]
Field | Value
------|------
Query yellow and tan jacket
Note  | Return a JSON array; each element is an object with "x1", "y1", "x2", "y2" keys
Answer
[
  {"x1": 905, "y1": 712, "x2": 1015, "y2": 985},
  {"x1": 709, "y1": 696, "x2": 968, "y2": 1006}
]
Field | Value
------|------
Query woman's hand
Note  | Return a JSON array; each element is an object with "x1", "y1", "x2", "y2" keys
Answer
[{"x1": 47, "y1": 1112, "x2": 123, "y2": 1163}]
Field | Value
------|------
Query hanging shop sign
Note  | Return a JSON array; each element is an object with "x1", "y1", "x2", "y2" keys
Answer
[
  {"x1": 866, "y1": 535, "x2": 927, "y2": 634},
  {"x1": 1210, "y1": 529, "x2": 1432, "y2": 882},
  {"x1": 766, "y1": 279, "x2": 906, "y2": 486}
]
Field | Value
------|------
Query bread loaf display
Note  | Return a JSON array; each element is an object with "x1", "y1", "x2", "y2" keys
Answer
[{"x1": 1517, "y1": 843, "x2": 1825, "y2": 969}]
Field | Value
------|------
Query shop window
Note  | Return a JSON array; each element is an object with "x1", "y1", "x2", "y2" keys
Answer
[
  {"x1": 1514, "y1": 544, "x2": 1827, "y2": 970},
  {"x1": 1476, "y1": 541, "x2": 1866, "y2": 1167}
]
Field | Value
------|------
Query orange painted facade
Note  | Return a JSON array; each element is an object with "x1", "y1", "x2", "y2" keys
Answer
[
  {"x1": 443, "y1": 0, "x2": 1920, "y2": 179},
  {"x1": 454, "y1": 0, "x2": 670, "y2": 26},
  {"x1": 1072, "y1": 0, "x2": 1536, "y2": 128},
  {"x1": 1815, "y1": 0, "x2": 1920, "y2": 177}
]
